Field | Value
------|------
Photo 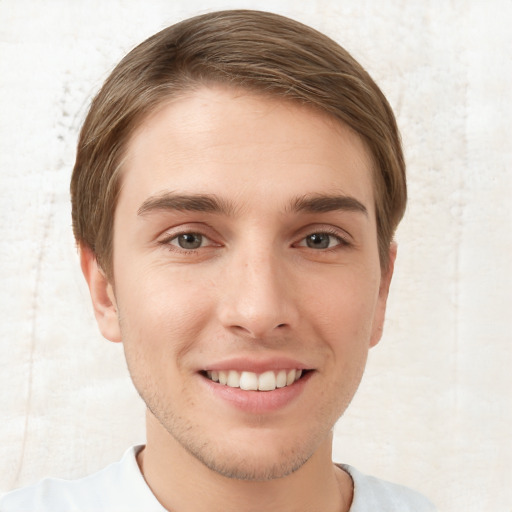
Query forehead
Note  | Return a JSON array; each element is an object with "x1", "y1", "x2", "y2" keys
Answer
[{"x1": 120, "y1": 86, "x2": 375, "y2": 216}]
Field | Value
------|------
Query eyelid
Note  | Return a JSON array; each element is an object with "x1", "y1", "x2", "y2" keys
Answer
[
  {"x1": 169, "y1": 233, "x2": 210, "y2": 248},
  {"x1": 157, "y1": 223, "x2": 222, "y2": 251},
  {"x1": 156, "y1": 221, "x2": 216, "y2": 238},
  {"x1": 293, "y1": 225, "x2": 352, "y2": 247},
  {"x1": 295, "y1": 234, "x2": 348, "y2": 250}
]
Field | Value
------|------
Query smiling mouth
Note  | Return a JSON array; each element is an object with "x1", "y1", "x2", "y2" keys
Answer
[{"x1": 203, "y1": 369, "x2": 307, "y2": 391}]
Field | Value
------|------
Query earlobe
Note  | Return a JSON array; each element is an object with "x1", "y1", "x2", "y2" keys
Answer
[
  {"x1": 79, "y1": 244, "x2": 122, "y2": 343},
  {"x1": 369, "y1": 242, "x2": 397, "y2": 348}
]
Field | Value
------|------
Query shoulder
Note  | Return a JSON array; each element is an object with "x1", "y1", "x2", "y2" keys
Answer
[
  {"x1": 0, "y1": 446, "x2": 164, "y2": 512},
  {"x1": 340, "y1": 464, "x2": 437, "y2": 512}
]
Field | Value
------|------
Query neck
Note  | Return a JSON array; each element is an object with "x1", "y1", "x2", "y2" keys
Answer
[{"x1": 138, "y1": 412, "x2": 353, "y2": 512}]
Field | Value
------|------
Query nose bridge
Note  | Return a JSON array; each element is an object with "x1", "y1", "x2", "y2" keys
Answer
[{"x1": 218, "y1": 240, "x2": 297, "y2": 338}]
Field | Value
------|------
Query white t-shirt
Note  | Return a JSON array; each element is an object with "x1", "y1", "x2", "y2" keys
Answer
[{"x1": 0, "y1": 446, "x2": 437, "y2": 511}]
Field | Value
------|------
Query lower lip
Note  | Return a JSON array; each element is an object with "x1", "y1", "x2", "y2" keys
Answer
[{"x1": 201, "y1": 371, "x2": 312, "y2": 414}]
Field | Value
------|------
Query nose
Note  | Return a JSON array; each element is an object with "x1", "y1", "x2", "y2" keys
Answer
[{"x1": 217, "y1": 248, "x2": 299, "y2": 339}]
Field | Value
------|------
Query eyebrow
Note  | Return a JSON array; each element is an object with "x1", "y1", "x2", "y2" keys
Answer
[
  {"x1": 137, "y1": 192, "x2": 235, "y2": 216},
  {"x1": 137, "y1": 191, "x2": 368, "y2": 217},
  {"x1": 289, "y1": 194, "x2": 368, "y2": 216}
]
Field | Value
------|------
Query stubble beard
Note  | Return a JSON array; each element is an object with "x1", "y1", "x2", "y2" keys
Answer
[
  {"x1": 125, "y1": 353, "x2": 364, "y2": 483},
  {"x1": 121, "y1": 318, "x2": 367, "y2": 483},
  {"x1": 122, "y1": 340, "x2": 333, "y2": 481},
  {"x1": 144, "y1": 397, "x2": 319, "y2": 481}
]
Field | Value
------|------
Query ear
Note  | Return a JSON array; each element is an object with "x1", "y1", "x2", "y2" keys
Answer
[
  {"x1": 79, "y1": 244, "x2": 122, "y2": 343},
  {"x1": 369, "y1": 242, "x2": 397, "y2": 348}
]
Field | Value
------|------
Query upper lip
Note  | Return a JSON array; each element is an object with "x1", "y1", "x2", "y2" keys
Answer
[{"x1": 201, "y1": 356, "x2": 312, "y2": 374}]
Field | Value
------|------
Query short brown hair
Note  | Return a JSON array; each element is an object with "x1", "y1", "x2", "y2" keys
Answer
[{"x1": 71, "y1": 9, "x2": 406, "y2": 276}]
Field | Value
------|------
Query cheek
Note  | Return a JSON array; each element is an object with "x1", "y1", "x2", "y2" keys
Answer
[
  {"x1": 114, "y1": 267, "x2": 215, "y2": 361},
  {"x1": 304, "y1": 269, "x2": 380, "y2": 343}
]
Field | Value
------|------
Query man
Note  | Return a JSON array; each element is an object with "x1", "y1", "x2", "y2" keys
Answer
[{"x1": 1, "y1": 10, "x2": 436, "y2": 511}]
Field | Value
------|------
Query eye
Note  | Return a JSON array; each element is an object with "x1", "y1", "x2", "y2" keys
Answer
[
  {"x1": 297, "y1": 232, "x2": 345, "y2": 250},
  {"x1": 167, "y1": 232, "x2": 209, "y2": 250}
]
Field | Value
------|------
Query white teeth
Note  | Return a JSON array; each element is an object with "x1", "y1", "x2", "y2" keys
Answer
[
  {"x1": 276, "y1": 370, "x2": 287, "y2": 388},
  {"x1": 258, "y1": 371, "x2": 276, "y2": 391},
  {"x1": 206, "y1": 369, "x2": 304, "y2": 391},
  {"x1": 227, "y1": 370, "x2": 240, "y2": 388},
  {"x1": 240, "y1": 371, "x2": 259, "y2": 391}
]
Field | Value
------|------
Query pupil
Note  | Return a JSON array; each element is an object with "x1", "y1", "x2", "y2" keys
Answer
[
  {"x1": 179, "y1": 233, "x2": 202, "y2": 249},
  {"x1": 307, "y1": 233, "x2": 329, "y2": 249}
]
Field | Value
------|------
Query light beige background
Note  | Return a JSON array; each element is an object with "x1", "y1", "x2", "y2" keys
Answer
[{"x1": 1, "y1": 1, "x2": 511, "y2": 510}]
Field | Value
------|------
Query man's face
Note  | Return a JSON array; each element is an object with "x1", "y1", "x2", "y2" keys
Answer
[{"x1": 92, "y1": 87, "x2": 393, "y2": 480}]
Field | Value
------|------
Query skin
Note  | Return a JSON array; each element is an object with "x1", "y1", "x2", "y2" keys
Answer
[{"x1": 81, "y1": 86, "x2": 396, "y2": 512}]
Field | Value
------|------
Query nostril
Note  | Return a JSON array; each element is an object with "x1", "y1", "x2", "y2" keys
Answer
[{"x1": 227, "y1": 321, "x2": 289, "y2": 338}]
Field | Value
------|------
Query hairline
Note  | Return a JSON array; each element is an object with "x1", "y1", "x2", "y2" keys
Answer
[{"x1": 96, "y1": 82, "x2": 390, "y2": 278}]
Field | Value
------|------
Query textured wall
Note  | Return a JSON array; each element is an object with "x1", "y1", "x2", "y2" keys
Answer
[{"x1": 1, "y1": 1, "x2": 511, "y2": 510}]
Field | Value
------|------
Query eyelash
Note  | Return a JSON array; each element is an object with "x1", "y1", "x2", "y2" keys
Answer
[
  {"x1": 158, "y1": 231, "x2": 216, "y2": 253},
  {"x1": 295, "y1": 228, "x2": 351, "y2": 251},
  {"x1": 158, "y1": 227, "x2": 351, "y2": 254}
]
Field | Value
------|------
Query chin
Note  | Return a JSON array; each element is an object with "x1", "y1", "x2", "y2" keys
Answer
[
  {"x1": 141, "y1": 372, "x2": 346, "y2": 482},
  {"x1": 186, "y1": 440, "x2": 313, "y2": 481},
  {"x1": 165, "y1": 415, "x2": 330, "y2": 481}
]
